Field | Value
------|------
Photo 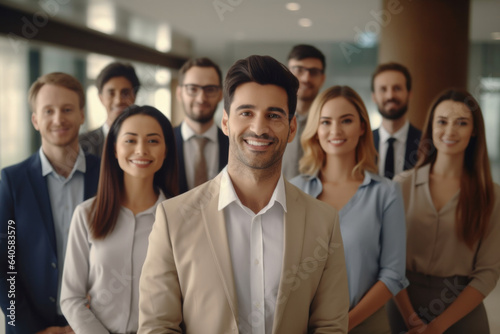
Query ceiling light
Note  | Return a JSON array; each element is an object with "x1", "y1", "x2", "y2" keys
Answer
[
  {"x1": 286, "y1": 3, "x2": 301, "y2": 11},
  {"x1": 491, "y1": 32, "x2": 500, "y2": 40},
  {"x1": 298, "y1": 18, "x2": 312, "y2": 27}
]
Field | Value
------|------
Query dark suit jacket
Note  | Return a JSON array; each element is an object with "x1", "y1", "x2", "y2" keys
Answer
[
  {"x1": 174, "y1": 124, "x2": 229, "y2": 194},
  {"x1": 0, "y1": 152, "x2": 100, "y2": 333},
  {"x1": 373, "y1": 123, "x2": 422, "y2": 171},
  {"x1": 80, "y1": 126, "x2": 105, "y2": 158}
]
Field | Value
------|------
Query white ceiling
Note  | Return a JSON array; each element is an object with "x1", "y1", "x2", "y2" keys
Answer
[{"x1": 117, "y1": 0, "x2": 500, "y2": 60}]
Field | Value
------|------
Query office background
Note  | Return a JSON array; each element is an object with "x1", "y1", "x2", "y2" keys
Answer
[{"x1": 0, "y1": 0, "x2": 499, "y2": 332}]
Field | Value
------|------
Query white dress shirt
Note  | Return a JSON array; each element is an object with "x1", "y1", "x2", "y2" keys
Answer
[
  {"x1": 218, "y1": 168, "x2": 285, "y2": 334},
  {"x1": 378, "y1": 121, "x2": 410, "y2": 177},
  {"x1": 181, "y1": 121, "x2": 219, "y2": 189},
  {"x1": 39, "y1": 146, "x2": 85, "y2": 315}
]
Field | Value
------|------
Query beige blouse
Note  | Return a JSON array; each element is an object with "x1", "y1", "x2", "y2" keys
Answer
[{"x1": 394, "y1": 164, "x2": 500, "y2": 297}]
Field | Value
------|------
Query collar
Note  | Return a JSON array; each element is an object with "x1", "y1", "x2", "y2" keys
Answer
[
  {"x1": 130, "y1": 189, "x2": 167, "y2": 216},
  {"x1": 181, "y1": 121, "x2": 218, "y2": 143},
  {"x1": 218, "y1": 167, "x2": 287, "y2": 214},
  {"x1": 102, "y1": 123, "x2": 110, "y2": 137},
  {"x1": 379, "y1": 120, "x2": 409, "y2": 144},
  {"x1": 40, "y1": 146, "x2": 86, "y2": 178},
  {"x1": 300, "y1": 171, "x2": 384, "y2": 198},
  {"x1": 295, "y1": 113, "x2": 308, "y2": 123},
  {"x1": 415, "y1": 163, "x2": 431, "y2": 186}
]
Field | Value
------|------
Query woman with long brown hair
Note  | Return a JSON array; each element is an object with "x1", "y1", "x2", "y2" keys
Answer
[
  {"x1": 60, "y1": 105, "x2": 178, "y2": 333},
  {"x1": 388, "y1": 89, "x2": 500, "y2": 333},
  {"x1": 291, "y1": 85, "x2": 408, "y2": 333}
]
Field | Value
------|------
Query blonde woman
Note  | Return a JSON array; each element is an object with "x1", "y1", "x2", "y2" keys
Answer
[
  {"x1": 291, "y1": 85, "x2": 407, "y2": 333},
  {"x1": 388, "y1": 89, "x2": 500, "y2": 334}
]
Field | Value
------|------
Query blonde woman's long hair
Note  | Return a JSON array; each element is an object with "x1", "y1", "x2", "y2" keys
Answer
[{"x1": 299, "y1": 85, "x2": 378, "y2": 177}]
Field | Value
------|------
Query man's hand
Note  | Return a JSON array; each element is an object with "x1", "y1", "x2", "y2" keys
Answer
[{"x1": 36, "y1": 325, "x2": 74, "y2": 334}]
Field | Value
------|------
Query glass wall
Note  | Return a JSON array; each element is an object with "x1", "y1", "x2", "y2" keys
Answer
[
  {"x1": 1, "y1": 36, "x2": 500, "y2": 183},
  {"x1": 0, "y1": 36, "x2": 172, "y2": 170}
]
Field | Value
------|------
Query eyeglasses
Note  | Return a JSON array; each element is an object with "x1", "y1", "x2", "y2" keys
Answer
[
  {"x1": 290, "y1": 66, "x2": 324, "y2": 78},
  {"x1": 181, "y1": 84, "x2": 221, "y2": 97}
]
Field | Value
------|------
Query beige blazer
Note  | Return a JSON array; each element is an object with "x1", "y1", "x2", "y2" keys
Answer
[{"x1": 138, "y1": 173, "x2": 349, "y2": 334}]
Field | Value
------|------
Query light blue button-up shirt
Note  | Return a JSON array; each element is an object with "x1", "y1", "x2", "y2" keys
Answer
[
  {"x1": 39, "y1": 147, "x2": 85, "y2": 314},
  {"x1": 291, "y1": 171, "x2": 408, "y2": 309}
]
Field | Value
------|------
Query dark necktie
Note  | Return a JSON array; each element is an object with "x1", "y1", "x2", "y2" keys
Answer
[{"x1": 384, "y1": 137, "x2": 396, "y2": 179}]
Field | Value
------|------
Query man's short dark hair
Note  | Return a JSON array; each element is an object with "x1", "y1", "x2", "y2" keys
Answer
[
  {"x1": 96, "y1": 62, "x2": 140, "y2": 95},
  {"x1": 287, "y1": 44, "x2": 326, "y2": 70},
  {"x1": 223, "y1": 55, "x2": 299, "y2": 121},
  {"x1": 178, "y1": 57, "x2": 223, "y2": 87},
  {"x1": 371, "y1": 62, "x2": 412, "y2": 92}
]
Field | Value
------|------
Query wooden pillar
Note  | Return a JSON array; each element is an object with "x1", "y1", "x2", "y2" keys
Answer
[
  {"x1": 170, "y1": 77, "x2": 184, "y2": 126},
  {"x1": 379, "y1": 0, "x2": 470, "y2": 129}
]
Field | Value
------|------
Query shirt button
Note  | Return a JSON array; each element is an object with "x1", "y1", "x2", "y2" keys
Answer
[
  {"x1": 51, "y1": 262, "x2": 56, "y2": 269},
  {"x1": 254, "y1": 259, "x2": 259, "y2": 265},
  {"x1": 49, "y1": 297, "x2": 56, "y2": 303}
]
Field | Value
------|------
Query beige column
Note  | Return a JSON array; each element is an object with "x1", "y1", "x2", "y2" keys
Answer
[
  {"x1": 170, "y1": 77, "x2": 185, "y2": 127},
  {"x1": 379, "y1": 0, "x2": 470, "y2": 129}
]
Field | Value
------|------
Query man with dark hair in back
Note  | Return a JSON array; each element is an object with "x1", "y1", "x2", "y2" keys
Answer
[
  {"x1": 175, "y1": 57, "x2": 229, "y2": 193},
  {"x1": 80, "y1": 62, "x2": 140, "y2": 157},
  {"x1": 139, "y1": 55, "x2": 349, "y2": 334},
  {"x1": 371, "y1": 62, "x2": 421, "y2": 179},
  {"x1": 282, "y1": 44, "x2": 326, "y2": 180}
]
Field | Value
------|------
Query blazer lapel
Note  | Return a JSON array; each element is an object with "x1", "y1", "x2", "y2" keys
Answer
[
  {"x1": 200, "y1": 176, "x2": 238, "y2": 321},
  {"x1": 373, "y1": 128, "x2": 380, "y2": 152},
  {"x1": 217, "y1": 127, "x2": 229, "y2": 171},
  {"x1": 83, "y1": 153, "x2": 100, "y2": 199},
  {"x1": 28, "y1": 154, "x2": 57, "y2": 254},
  {"x1": 174, "y1": 126, "x2": 188, "y2": 194},
  {"x1": 273, "y1": 182, "x2": 306, "y2": 332}
]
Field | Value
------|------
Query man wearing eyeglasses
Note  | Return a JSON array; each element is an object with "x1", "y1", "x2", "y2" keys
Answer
[
  {"x1": 282, "y1": 45, "x2": 326, "y2": 180},
  {"x1": 175, "y1": 57, "x2": 229, "y2": 193}
]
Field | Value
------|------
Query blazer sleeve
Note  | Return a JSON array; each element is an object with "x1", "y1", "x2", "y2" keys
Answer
[
  {"x1": 60, "y1": 203, "x2": 109, "y2": 334},
  {"x1": 138, "y1": 203, "x2": 183, "y2": 334},
  {"x1": 0, "y1": 168, "x2": 47, "y2": 333},
  {"x1": 378, "y1": 182, "x2": 409, "y2": 295},
  {"x1": 308, "y1": 210, "x2": 349, "y2": 333}
]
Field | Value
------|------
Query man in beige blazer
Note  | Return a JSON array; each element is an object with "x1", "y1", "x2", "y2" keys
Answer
[{"x1": 138, "y1": 55, "x2": 349, "y2": 333}]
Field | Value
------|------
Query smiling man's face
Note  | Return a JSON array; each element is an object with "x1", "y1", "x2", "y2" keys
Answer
[{"x1": 222, "y1": 82, "x2": 297, "y2": 172}]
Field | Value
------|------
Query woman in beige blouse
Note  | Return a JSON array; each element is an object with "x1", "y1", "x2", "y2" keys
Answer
[
  {"x1": 61, "y1": 106, "x2": 178, "y2": 333},
  {"x1": 387, "y1": 89, "x2": 500, "y2": 334}
]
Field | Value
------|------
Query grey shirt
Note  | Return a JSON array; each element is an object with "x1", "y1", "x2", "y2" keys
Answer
[
  {"x1": 282, "y1": 113, "x2": 308, "y2": 180},
  {"x1": 61, "y1": 191, "x2": 166, "y2": 333},
  {"x1": 39, "y1": 147, "x2": 85, "y2": 314}
]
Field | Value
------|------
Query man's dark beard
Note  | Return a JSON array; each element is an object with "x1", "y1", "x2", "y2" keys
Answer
[
  {"x1": 187, "y1": 112, "x2": 215, "y2": 124},
  {"x1": 185, "y1": 104, "x2": 217, "y2": 124},
  {"x1": 378, "y1": 101, "x2": 408, "y2": 120}
]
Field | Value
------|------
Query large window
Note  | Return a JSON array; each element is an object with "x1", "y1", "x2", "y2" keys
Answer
[{"x1": 0, "y1": 38, "x2": 172, "y2": 170}]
